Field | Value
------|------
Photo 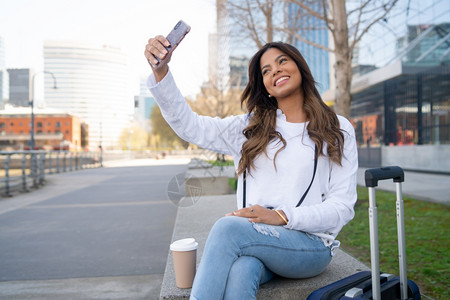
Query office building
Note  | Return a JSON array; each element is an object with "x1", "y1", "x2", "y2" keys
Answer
[
  {"x1": 229, "y1": 56, "x2": 248, "y2": 89},
  {"x1": 0, "y1": 70, "x2": 7, "y2": 108},
  {"x1": 287, "y1": 2, "x2": 330, "y2": 94},
  {"x1": 348, "y1": 0, "x2": 450, "y2": 173},
  {"x1": 397, "y1": 23, "x2": 450, "y2": 66},
  {"x1": 139, "y1": 78, "x2": 155, "y2": 120},
  {"x1": 134, "y1": 78, "x2": 155, "y2": 130},
  {"x1": 211, "y1": 0, "x2": 230, "y2": 91},
  {"x1": 7, "y1": 68, "x2": 32, "y2": 107},
  {"x1": 43, "y1": 40, "x2": 130, "y2": 150},
  {"x1": 0, "y1": 36, "x2": 5, "y2": 106}
]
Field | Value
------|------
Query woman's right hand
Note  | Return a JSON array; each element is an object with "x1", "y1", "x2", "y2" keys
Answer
[{"x1": 144, "y1": 35, "x2": 172, "y2": 82}]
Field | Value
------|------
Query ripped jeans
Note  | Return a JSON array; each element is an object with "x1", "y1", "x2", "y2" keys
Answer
[{"x1": 190, "y1": 216, "x2": 332, "y2": 300}]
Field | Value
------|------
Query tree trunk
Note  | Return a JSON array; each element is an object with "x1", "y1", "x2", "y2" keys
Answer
[
  {"x1": 266, "y1": 4, "x2": 273, "y2": 43},
  {"x1": 331, "y1": 0, "x2": 352, "y2": 118}
]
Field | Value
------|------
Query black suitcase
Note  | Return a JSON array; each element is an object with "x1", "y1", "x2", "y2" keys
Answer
[{"x1": 307, "y1": 166, "x2": 421, "y2": 300}]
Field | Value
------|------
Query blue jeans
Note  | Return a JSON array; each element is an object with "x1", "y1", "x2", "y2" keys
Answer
[{"x1": 190, "y1": 216, "x2": 332, "y2": 300}]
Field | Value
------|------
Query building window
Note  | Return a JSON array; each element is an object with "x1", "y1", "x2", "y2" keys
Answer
[
  {"x1": 0, "y1": 122, "x2": 5, "y2": 129},
  {"x1": 65, "y1": 130, "x2": 69, "y2": 134},
  {"x1": 37, "y1": 122, "x2": 43, "y2": 128},
  {"x1": 351, "y1": 65, "x2": 449, "y2": 146},
  {"x1": 10, "y1": 122, "x2": 14, "y2": 127},
  {"x1": 55, "y1": 121, "x2": 61, "y2": 128}
]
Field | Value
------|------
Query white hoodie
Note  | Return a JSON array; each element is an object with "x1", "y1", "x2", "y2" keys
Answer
[{"x1": 147, "y1": 70, "x2": 358, "y2": 247}]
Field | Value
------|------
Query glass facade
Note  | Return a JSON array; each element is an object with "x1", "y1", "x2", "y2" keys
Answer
[
  {"x1": 398, "y1": 23, "x2": 450, "y2": 67},
  {"x1": 0, "y1": 71, "x2": 3, "y2": 108},
  {"x1": 6, "y1": 68, "x2": 31, "y2": 107},
  {"x1": 351, "y1": 65, "x2": 450, "y2": 147},
  {"x1": 44, "y1": 41, "x2": 130, "y2": 150},
  {"x1": 357, "y1": 0, "x2": 450, "y2": 68},
  {"x1": 287, "y1": 3, "x2": 330, "y2": 94},
  {"x1": 351, "y1": 0, "x2": 450, "y2": 151}
]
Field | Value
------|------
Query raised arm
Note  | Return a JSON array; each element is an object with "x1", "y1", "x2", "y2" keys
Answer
[{"x1": 144, "y1": 35, "x2": 247, "y2": 156}]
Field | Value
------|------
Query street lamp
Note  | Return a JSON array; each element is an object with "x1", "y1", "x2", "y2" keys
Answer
[{"x1": 30, "y1": 71, "x2": 57, "y2": 150}]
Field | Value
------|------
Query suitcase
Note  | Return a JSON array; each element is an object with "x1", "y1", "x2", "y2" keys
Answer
[{"x1": 307, "y1": 166, "x2": 421, "y2": 300}]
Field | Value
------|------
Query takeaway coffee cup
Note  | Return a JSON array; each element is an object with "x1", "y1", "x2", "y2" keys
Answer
[{"x1": 170, "y1": 238, "x2": 198, "y2": 288}]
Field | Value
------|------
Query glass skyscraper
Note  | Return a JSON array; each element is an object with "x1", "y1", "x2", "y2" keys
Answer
[
  {"x1": 7, "y1": 68, "x2": 31, "y2": 107},
  {"x1": 349, "y1": 0, "x2": 449, "y2": 172},
  {"x1": 287, "y1": 3, "x2": 330, "y2": 94},
  {"x1": 44, "y1": 40, "x2": 131, "y2": 150},
  {"x1": 0, "y1": 36, "x2": 6, "y2": 107}
]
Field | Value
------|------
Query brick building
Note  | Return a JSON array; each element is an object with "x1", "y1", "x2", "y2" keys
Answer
[{"x1": 0, "y1": 105, "x2": 82, "y2": 150}]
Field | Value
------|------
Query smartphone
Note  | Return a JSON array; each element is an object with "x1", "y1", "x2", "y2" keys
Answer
[{"x1": 155, "y1": 20, "x2": 191, "y2": 65}]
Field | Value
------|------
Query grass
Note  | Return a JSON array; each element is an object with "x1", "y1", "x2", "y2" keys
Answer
[
  {"x1": 207, "y1": 159, "x2": 234, "y2": 167},
  {"x1": 338, "y1": 186, "x2": 449, "y2": 299}
]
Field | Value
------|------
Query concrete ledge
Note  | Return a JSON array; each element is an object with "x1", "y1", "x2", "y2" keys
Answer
[
  {"x1": 186, "y1": 158, "x2": 213, "y2": 169},
  {"x1": 185, "y1": 164, "x2": 236, "y2": 196},
  {"x1": 160, "y1": 194, "x2": 369, "y2": 299}
]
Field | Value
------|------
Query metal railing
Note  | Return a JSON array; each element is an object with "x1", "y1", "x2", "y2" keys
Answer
[{"x1": 0, "y1": 150, "x2": 102, "y2": 197}]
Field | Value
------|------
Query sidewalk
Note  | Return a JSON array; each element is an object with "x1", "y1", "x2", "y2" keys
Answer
[
  {"x1": 0, "y1": 157, "x2": 191, "y2": 300},
  {"x1": 357, "y1": 167, "x2": 450, "y2": 205}
]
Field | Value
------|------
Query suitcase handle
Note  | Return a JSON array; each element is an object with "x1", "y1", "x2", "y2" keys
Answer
[
  {"x1": 364, "y1": 166, "x2": 408, "y2": 300},
  {"x1": 365, "y1": 166, "x2": 404, "y2": 187}
]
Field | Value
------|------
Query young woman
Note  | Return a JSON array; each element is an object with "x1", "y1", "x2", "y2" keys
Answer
[{"x1": 145, "y1": 36, "x2": 358, "y2": 300}]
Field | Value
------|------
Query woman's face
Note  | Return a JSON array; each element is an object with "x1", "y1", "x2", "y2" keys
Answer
[{"x1": 260, "y1": 47, "x2": 302, "y2": 101}]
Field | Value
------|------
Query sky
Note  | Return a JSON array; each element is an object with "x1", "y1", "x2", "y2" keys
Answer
[{"x1": 0, "y1": 0, "x2": 217, "y2": 99}]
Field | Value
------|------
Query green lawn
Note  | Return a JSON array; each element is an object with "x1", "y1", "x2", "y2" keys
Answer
[
  {"x1": 207, "y1": 159, "x2": 234, "y2": 167},
  {"x1": 338, "y1": 186, "x2": 449, "y2": 299}
]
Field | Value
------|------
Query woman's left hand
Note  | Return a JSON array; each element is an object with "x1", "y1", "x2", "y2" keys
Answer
[{"x1": 226, "y1": 205, "x2": 288, "y2": 226}]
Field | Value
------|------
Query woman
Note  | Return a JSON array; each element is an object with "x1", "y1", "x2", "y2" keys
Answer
[{"x1": 145, "y1": 36, "x2": 358, "y2": 300}]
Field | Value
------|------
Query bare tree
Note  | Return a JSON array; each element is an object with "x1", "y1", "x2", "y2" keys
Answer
[
  {"x1": 150, "y1": 105, "x2": 190, "y2": 149},
  {"x1": 226, "y1": 0, "x2": 399, "y2": 118},
  {"x1": 189, "y1": 73, "x2": 245, "y2": 118},
  {"x1": 225, "y1": 0, "x2": 286, "y2": 49}
]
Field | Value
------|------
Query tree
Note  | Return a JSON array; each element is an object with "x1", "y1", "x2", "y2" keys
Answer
[
  {"x1": 225, "y1": 0, "x2": 399, "y2": 118},
  {"x1": 225, "y1": 0, "x2": 280, "y2": 49},
  {"x1": 118, "y1": 125, "x2": 149, "y2": 150},
  {"x1": 80, "y1": 122, "x2": 89, "y2": 149},
  {"x1": 189, "y1": 77, "x2": 245, "y2": 118},
  {"x1": 150, "y1": 105, "x2": 190, "y2": 149}
]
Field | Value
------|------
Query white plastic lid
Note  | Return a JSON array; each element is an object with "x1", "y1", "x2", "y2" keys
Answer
[{"x1": 170, "y1": 238, "x2": 198, "y2": 252}]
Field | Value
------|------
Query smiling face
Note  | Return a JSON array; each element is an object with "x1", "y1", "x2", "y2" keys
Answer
[{"x1": 260, "y1": 47, "x2": 303, "y2": 102}]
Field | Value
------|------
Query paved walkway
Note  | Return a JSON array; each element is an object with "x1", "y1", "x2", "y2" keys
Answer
[{"x1": 0, "y1": 157, "x2": 191, "y2": 300}]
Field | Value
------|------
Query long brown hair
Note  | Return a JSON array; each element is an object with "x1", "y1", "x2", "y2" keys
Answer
[{"x1": 238, "y1": 42, "x2": 344, "y2": 176}]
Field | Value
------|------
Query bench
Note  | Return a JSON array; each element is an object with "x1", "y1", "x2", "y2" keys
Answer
[{"x1": 160, "y1": 193, "x2": 369, "y2": 299}]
